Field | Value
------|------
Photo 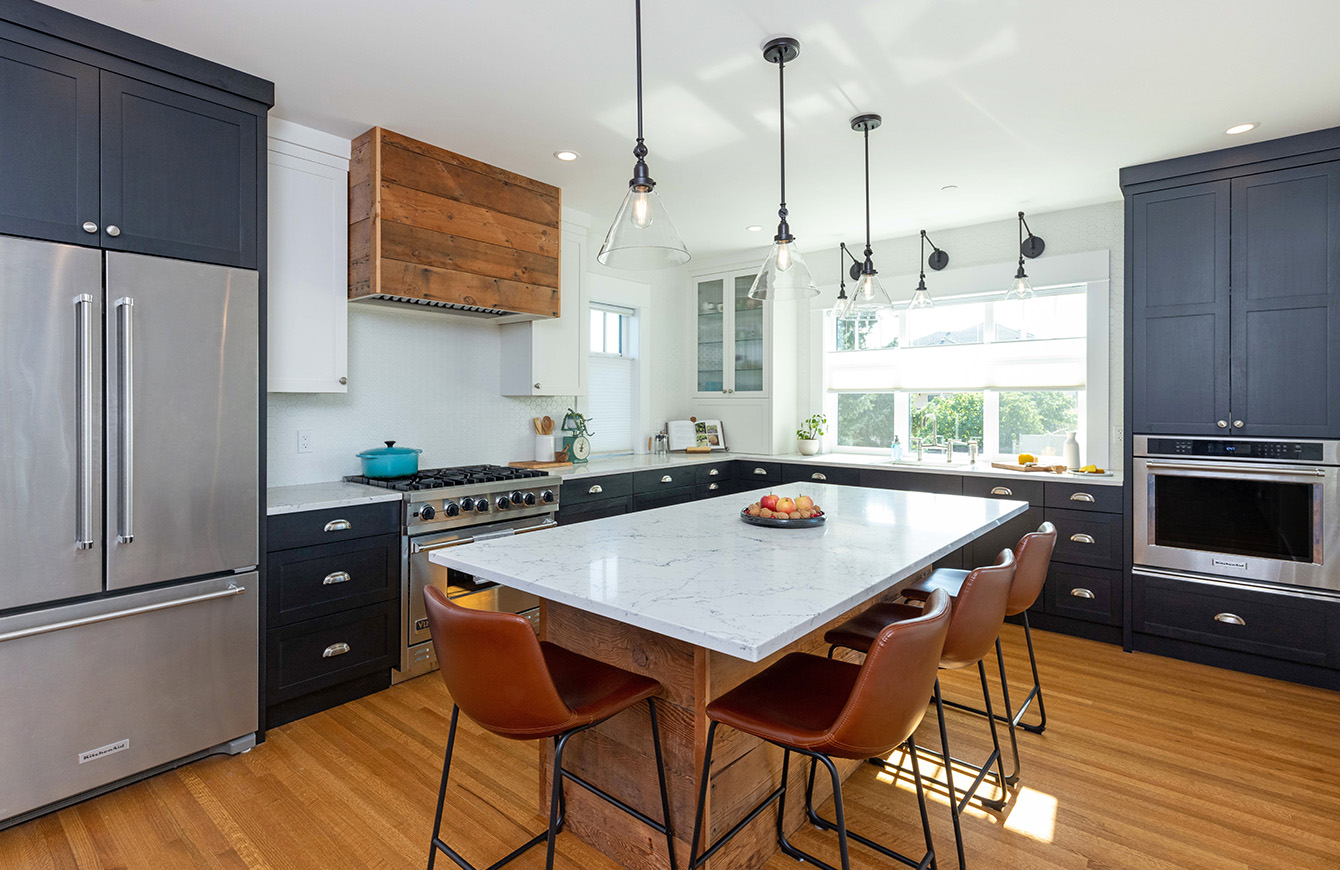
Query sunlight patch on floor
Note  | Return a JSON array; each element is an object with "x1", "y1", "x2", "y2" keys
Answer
[{"x1": 1002, "y1": 787, "x2": 1057, "y2": 843}]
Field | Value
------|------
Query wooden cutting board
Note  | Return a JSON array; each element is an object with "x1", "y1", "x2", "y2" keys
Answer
[
  {"x1": 509, "y1": 460, "x2": 574, "y2": 469},
  {"x1": 990, "y1": 462, "x2": 1068, "y2": 473}
]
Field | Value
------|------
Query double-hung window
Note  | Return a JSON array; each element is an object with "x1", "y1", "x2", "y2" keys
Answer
[{"x1": 588, "y1": 304, "x2": 636, "y2": 455}]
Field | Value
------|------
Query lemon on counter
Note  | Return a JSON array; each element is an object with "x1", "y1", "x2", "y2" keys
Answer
[{"x1": 1017, "y1": 453, "x2": 1037, "y2": 464}]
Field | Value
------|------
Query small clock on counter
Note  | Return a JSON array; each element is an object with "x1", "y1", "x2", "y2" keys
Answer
[{"x1": 560, "y1": 409, "x2": 593, "y2": 464}]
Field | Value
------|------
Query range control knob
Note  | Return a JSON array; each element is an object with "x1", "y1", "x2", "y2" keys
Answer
[
  {"x1": 540, "y1": 490, "x2": 555, "y2": 503},
  {"x1": 458, "y1": 497, "x2": 474, "y2": 511},
  {"x1": 475, "y1": 499, "x2": 489, "y2": 513},
  {"x1": 523, "y1": 492, "x2": 537, "y2": 506},
  {"x1": 416, "y1": 504, "x2": 436, "y2": 520},
  {"x1": 443, "y1": 502, "x2": 460, "y2": 517},
  {"x1": 510, "y1": 491, "x2": 525, "y2": 505},
  {"x1": 496, "y1": 496, "x2": 511, "y2": 510}
]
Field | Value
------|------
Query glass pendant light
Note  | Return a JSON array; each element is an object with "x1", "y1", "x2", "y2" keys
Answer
[
  {"x1": 908, "y1": 230, "x2": 948, "y2": 309},
  {"x1": 748, "y1": 37, "x2": 818, "y2": 301},
  {"x1": 597, "y1": 0, "x2": 690, "y2": 270},
  {"x1": 1005, "y1": 210, "x2": 1044, "y2": 300},
  {"x1": 829, "y1": 243, "x2": 854, "y2": 319},
  {"x1": 845, "y1": 114, "x2": 893, "y2": 316}
]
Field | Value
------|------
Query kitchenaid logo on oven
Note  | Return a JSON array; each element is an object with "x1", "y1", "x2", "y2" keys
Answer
[
  {"x1": 78, "y1": 738, "x2": 130, "y2": 764},
  {"x1": 1212, "y1": 557, "x2": 1248, "y2": 571}
]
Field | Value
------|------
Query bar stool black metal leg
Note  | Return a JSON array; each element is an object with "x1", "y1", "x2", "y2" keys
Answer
[
  {"x1": 820, "y1": 754, "x2": 853, "y2": 870},
  {"x1": 647, "y1": 697, "x2": 678, "y2": 870},
  {"x1": 1020, "y1": 613, "x2": 1047, "y2": 733},
  {"x1": 543, "y1": 729, "x2": 575, "y2": 870},
  {"x1": 933, "y1": 681, "x2": 966, "y2": 870},
  {"x1": 906, "y1": 736, "x2": 938, "y2": 870},
  {"x1": 977, "y1": 660, "x2": 1009, "y2": 805},
  {"x1": 427, "y1": 705, "x2": 461, "y2": 870},
  {"x1": 994, "y1": 638, "x2": 1022, "y2": 786},
  {"x1": 688, "y1": 721, "x2": 717, "y2": 869}
]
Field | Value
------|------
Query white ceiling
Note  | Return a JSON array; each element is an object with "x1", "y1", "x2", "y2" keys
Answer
[{"x1": 46, "y1": 0, "x2": 1340, "y2": 259}]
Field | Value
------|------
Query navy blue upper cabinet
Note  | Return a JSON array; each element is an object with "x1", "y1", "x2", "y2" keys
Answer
[
  {"x1": 1229, "y1": 163, "x2": 1340, "y2": 437},
  {"x1": 100, "y1": 73, "x2": 257, "y2": 268},
  {"x1": 1130, "y1": 182, "x2": 1232, "y2": 435},
  {"x1": 0, "y1": 37, "x2": 100, "y2": 246}
]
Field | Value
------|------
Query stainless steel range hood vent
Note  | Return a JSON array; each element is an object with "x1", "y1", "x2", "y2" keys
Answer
[{"x1": 349, "y1": 294, "x2": 517, "y2": 319}]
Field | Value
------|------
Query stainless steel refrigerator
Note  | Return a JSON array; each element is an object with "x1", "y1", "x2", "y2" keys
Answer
[{"x1": 0, "y1": 235, "x2": 260, "y2": 825}]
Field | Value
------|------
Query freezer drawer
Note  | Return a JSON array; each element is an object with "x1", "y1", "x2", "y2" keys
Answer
[{"x1": 0, "y1": 575, "x2": 258, "y2": 823}]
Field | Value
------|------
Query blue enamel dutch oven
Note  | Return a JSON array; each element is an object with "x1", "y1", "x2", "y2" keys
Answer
[{"x1": 356, "y1": 440, "x2": 422, "y2": 478}]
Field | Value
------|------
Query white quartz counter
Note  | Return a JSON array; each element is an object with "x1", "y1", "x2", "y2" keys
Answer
[
  {"x1": 266, "y1": 481, "x2": 403, "y2": 516},
  {"x1": 431, "y1": 482, "x2": 1027, "y2": 662},
  {"x1": 554, "y1": 450, "x2": 1123, "y2": 486}
]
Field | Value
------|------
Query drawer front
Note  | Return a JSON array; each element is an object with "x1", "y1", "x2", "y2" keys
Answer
[
  {"x1": 963, "y1": 476, "x2": 1044, "y2": 507},
  {"x1": 558, "y1": 495, "x2": 633, "y2": 525},
  {"x1": 633, "y1": 485, "x2": 696, "y2": 512},
  {"x1": 634, "y1": 467, "x2": 696, "y2": 493},
  {"x1": 1134, "y1": 573, "x2": 1337, "y2": 666},
  {"x1": 736, "y1": 461, "x2": 782, "y2": 488},
  {"x1": 562, "y1": 474, "x2": 632, "y2": 506},
  {"x1": 1044, "y1": 507, "x2": 1123, "y2": 569},
  {"x1": 858, "y1": 469, "x2": 963, "y2": 495},
  {"x1": 696, "y1": 480, "x2": 732, "y2": 500},
  {"x1": 968, "y1": 506, "x2": 1044, "y2": 569},
  {"x1": 1044, "y1": 481, "x2": 1122, "y2": 514},
  {"x1": 1045, "y1": 564, "x2": 1121, "y2": 626},
  {"x1": 266, "y1": 603, "x2": 397, "y2": 703},
  {"x1": 268, "y1": 501, "x2": 400, "y2": 551},
  {"x1": 694, "y1": 461, "x2": 736, "y2": 485},
  {"x1": 267, "y1": 533, "x2": 399, "y2": 627},
  {"x1": 781, "y1": 464, "x2": 861, "y2": 486}
]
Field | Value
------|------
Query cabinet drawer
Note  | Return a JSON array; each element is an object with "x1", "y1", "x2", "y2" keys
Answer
[
  {"x1": 781, "y1": 464, "x2": 860, "y2": 486},
  {"x1": 267, "y1": 533, "x2": 399, "y2": 627},
  {"x1": 1044, "y1": 508, "x2": 1123, "y2": 569},
  {"x1": 634, "y1": 467, "x2": 696, "y2": 493},
  {"x1": 266, "y1": 603, "x2": 397, "y2": 703},
  {"x1": 858, "y1": 469, "x2": 963, "y2": 495},
  {"x1": 1044, "y1": 481, "x2": 1122, "y2": 514},
  {"x1": 268, "y1": 501, "x2": 400, "y2": 551},
  {"x1": 558, "y1": 495, "x2": 632, "y2": 525},
  {"x1": 736, "y1": 461, "x2": 782, "y2": 488},
  {"x1": 1045, "y1": 564, "x2": 1121, "y2": 626},
  {"x1": 967, "y1": 506, "x2": 1044, "y2": 569},
  {"x1": 963, "y1": 476, "x2": 1044, "y2": 507},
  {"x1": 634, "y1": 485, "x2": 696, "y2": 512},
  {"x1": 695, "y1": 461, "x2": 736, "y2": 484},
  {"x1": 562, "y1": 474, "x2": 632, "y2": 506},
  {"x1": 697, "y1": 480, "x2": 732, "y2": 499},
  {"x1": 1134, "y1": 573, "x2": 1338, "y2": 666}
]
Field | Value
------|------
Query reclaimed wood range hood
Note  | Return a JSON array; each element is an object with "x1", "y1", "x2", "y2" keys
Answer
[{"x1": 348, "y1": 127, "x2": 562, "y2": 319}]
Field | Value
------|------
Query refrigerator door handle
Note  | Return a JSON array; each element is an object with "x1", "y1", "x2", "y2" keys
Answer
[
  {"x1": 74, "y1": 293, "x2": 96, "y2": 550},
  {"x1": 115, "y1": 296, "x2": 135, "y2": 545},
  {"x1": 0, "y1": 584, "x2": 246, "y2": 644}
]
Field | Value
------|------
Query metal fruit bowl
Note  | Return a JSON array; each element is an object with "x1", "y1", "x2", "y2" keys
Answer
[{"x1": 740, "y1": 508, "x2": 826, "y2": 529}]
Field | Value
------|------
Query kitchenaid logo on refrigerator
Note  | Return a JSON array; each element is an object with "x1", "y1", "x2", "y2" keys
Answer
[
  {"x1": 1212, "y1": 557, "x2": 1248, "y2": 571},
  {"x1": 78, "y1": 738, "x2": 130, "y2": 764}
]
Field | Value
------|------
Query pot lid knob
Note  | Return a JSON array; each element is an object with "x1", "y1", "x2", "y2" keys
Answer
[{"x1": 385, "y1": 440, "x2": 395, "y2": 448}]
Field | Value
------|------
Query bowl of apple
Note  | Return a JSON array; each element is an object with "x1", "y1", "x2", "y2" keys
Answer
[{"x1": 740, "y1": 493, "x2": 826, "y2": 528}]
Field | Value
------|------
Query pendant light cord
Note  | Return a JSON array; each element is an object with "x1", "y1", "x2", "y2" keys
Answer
[
  {"x1": 919, "y1": 231, "x2": 927, "y2": 281},
  {"x1": 633, "y1": 0, "x2": 646, "y2": 161},
  {"x1": 777, "y1": 51, "x2": 787, "y2": 226},
  {"x1": 863, "y1": 128, "x2": 872, "y2": 257}
]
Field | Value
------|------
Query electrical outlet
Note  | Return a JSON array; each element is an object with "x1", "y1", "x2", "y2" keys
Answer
[{"x1": 297, "y1": 430, "x2": 313, "y2": 454}]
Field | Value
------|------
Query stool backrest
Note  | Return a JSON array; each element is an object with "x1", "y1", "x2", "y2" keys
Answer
[
  {"x1": 819, "y1": 589, "x2": 952, "y2": 759},
  {"x1": 423, "y1": 585, "x2": 573, "y2": 738},
  {"x1": 941, "y1": 548, "x2": 1016, "y2": 669},
  {"x1": 1006, "y1": 522, "x2": 1057, "y2": 616}
]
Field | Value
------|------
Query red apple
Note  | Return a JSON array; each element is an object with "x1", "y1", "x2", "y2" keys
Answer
[
  {"x1": 795, "y1": 495, "x2": 814, "y2": 511},
  {"x1": 760, "y1": 493, "x2": 779, "y2": 511},
  {"x1": 775, "y1": 497, "x2": 796, "y2": 514}
]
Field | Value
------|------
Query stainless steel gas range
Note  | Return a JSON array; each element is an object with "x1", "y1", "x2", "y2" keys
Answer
[{"x1": 344, "y1": 465, "x2": 560, "y2": 682}]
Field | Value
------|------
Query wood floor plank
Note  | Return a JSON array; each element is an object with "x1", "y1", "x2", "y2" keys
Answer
[{"x1": 2, "y1": 625, "x2": 1338, "y2": 869}]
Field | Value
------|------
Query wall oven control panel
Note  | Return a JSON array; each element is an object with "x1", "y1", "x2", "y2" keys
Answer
[{"x1": 1146, "y1": 438, "x2": 1323, "y2": 461}]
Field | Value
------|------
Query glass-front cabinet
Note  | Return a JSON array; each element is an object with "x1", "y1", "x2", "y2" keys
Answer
[{"x1": 696, "y1": 271, "x2": 767, "y2": 396}]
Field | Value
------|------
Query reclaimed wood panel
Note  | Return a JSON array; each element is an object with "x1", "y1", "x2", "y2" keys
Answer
[
  {"x1": 380, "y1": 220, "x2": 559, "y2": 288},
  {"x1": 378, "y1": 258, "x2": 559, "y2": 317},
  {"x1": 380, "y1": 141, "x2": 561, "y2": 226}
]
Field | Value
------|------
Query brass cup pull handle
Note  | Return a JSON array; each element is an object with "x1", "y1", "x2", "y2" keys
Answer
[
  {"x1": 322, "y1": 642, "x2": 351, "y2": 658},
  {"x1": 588, "y1": 484, "x2": 603, "y2": 495},
  {"x1": 1070, "y1": 588, "x2": 1095, "y2": 599},
  {"x1": 1214, "y1": 612, "x2": 1246, "y2": 627},
  {"x1": 1070, "y1": 533, "x2": 1096, "y2": 544},
  {"x1": 323, "y1": 571, "x2": 351, "y2": 586},
  {"x1": 324, "y1": 519, "x2": 351, "y2": 532},
  {"x1": 990, "y1": 486, "x2": 1013, "y2": 496},
  {"x1": 708, "y1": 468, "x2": 720, "y2": 476},
  {"x1": 1069, "y1": 492, "x2": 1095, "y2": 503},
  {"x1": 811, "y1": 472, "x2": 827, "y2": 481},
  {"x1": 708, "y1": 483, "x2": 720, "y2": 491},
  {"x1": 660, "y1": 475, "x2": 673, "y2": 483},
  {"x1": 753, "y1": 467, "x2": 768, "y2": 476}
]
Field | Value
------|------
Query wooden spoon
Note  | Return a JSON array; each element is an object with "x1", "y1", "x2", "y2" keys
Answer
[
  {"x1": 541, "y1": 415, "x2": 554, "y2": 435},
  {"x1": 532, "y1": 417, "x2": 543, "y2": 434}
]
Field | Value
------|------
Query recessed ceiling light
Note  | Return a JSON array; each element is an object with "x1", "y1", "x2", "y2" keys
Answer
[
  {"x1": 1225, "y1": 123, "x2": 1258, "y2": 135},
  {"x1": 941, "y1": 184, "x2": 959, "y2": 192},
  {"x1": 553, "y1": 150, "x2": 580, "y2": 161},
  {"x1": 746, "y1": 225, "x2": 763, "y2": 232}
]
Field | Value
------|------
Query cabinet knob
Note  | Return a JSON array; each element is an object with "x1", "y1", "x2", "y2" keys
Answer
[
  {"x1": 990, "y1": 486, "x2": 1013, "y2": 496},
  {"x1": 322, "y1": 571, "x2": 351, "y2": 585},
  {"x1": 1214, "y1": 612, "x2": 1245, "y2": 627},
  {"x1": 534, "y1": 382, "x2": 541, "y2": 390},
  {"x1": 106, "y1": 225, "x2": 121, "y2": 237},
  {"x1": 322, "y1": 642, "x2": 351, "y2": 658},
  {"x1": 1233, "y1": 420, "x2": 1244, "y2": 429},
  {"x1": 1069, "y1": 588, "x2": 1095, "y2": 599},
  {"x1": 1069, "y1": 492, "x2": 1095, "y2": 503},
  {"x1": 1217, "y1": 420, "x2": 1228, "y2": 429},
  {"x1": 1070, "y1": 533, "x2": 1096, "y2": 544},
  {"x1": 339, "y1": 376, "x2": 348, "y2": 385},
  {"x1": 82, "y1": 221, "x2": 99, "y2": 234}
]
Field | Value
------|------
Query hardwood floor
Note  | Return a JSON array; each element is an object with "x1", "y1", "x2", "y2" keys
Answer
[{"x1": 3, "y1": 625, "x2": 1339, "y2": 869}]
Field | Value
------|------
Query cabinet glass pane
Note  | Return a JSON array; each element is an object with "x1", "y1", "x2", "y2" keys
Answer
[
  {"x1": 734, "y1": 275, "x2": 764, "y2": 392},
  {"x1": 697, "y1": 278, "x2": 724, "y2": 392}
]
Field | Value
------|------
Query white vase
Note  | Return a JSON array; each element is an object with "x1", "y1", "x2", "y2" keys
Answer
[
  {"x1": 797, "y1": 438, "x2": 820, "y2": 456},
  {"x1": 1063, "y1": 431, "x2": 1080, "y2": 470}
]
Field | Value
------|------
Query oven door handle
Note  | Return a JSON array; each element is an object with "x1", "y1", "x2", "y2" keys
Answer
[
  {"x1": 410, "y1": 518, "x2": 557, "y2": 554},
  {"x1": 411, "y1": 535, "x2": 475, "y2": 554},
  {"x1": 1143, "y1": 461, "x2": 1326, "y2": 478}
]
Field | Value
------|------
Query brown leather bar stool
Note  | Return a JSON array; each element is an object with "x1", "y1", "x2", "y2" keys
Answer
[
  {"x1": 902, "y1": 522, "x2": 1057, "y2": 785},
  {"x1": 688, "y1": 589, "x2": 953, "y2": 870},
  {"x1": 825, "y1": 549, "x2": 1016, "y2": 870},
  {"x1": 422, "y1": 585, "x2": 677, "y2": 870}
]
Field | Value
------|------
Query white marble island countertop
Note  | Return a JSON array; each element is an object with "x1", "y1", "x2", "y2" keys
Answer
[{"x1": 431, "y1": 482, "x2": 1027, "y2": 662}]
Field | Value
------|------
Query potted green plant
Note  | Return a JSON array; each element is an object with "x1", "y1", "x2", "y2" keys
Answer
[{"x1": 796, "y1": 413, "x2": 826, "y2": 456}]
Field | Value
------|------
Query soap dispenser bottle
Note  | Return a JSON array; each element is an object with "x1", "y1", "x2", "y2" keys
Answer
[{"x1": 890, "y1": 436, "x2": 902, "y2": 461}]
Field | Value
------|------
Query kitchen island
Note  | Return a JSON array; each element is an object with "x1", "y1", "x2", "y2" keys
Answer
[{"x1": 432, "y1": 483, "x2": 1026, "y2": 869}]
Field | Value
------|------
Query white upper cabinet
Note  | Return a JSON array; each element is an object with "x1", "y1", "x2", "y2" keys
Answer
[
  {"x1": 499, "y1": 216, "x2": 588, "y2": 397},
  {"x1": 266, "y1": 118, "x2": 350, "y2": 393},
  {"x1": 694, "y1": 269, "x2": 769, "y2": 398}
]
